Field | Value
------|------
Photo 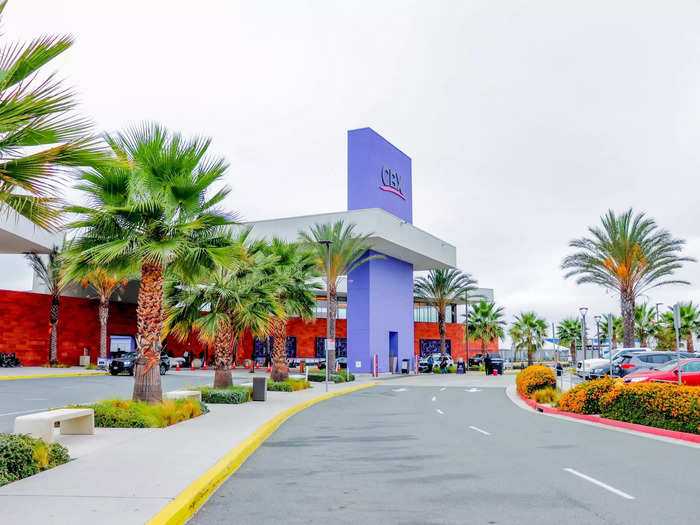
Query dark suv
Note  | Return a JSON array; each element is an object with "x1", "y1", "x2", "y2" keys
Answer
[
  {"x1": 614, "y1": 351, "x2": 695, "y2": 377},
  {"x1": 109, "y1": 352, "x2": 170, "y2": 376},
  {"x1": 484, "y1": 353, "x2": 504, "y2": 375}
]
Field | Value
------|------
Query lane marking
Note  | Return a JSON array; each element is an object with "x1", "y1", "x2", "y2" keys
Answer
[
  {"x1": 440, "y1": 387, "x2": 446, "y2": 391},
  {"x1": 0, "y1": 408, "x2": 48, "y2": 418},
  {"x1": 431, "y1": 396, "x2": 436, "y2": 402},
  {"x1": 392, "y1": 388, "x2": 407, "y2": 392},
  {"x1": 469, "y1": 425, "x2": 491, "y2": 436},
  {"x1": 563, "y1": 468, "x2": 635, "y2": 500},
  {"x1": 465, "y1": 388, "x2": 481, "y2": 392},
  {"x1": 436, "y1": 409, "x2": 444, "y2": 415}
]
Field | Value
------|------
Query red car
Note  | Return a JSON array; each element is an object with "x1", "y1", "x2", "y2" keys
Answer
[{"x1": 623, "y1": 358, "x2": 700, "y2": 386}]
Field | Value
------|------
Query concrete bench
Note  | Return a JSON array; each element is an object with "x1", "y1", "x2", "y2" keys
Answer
[
  {"x1": 164, "y1": 390, "x2": 202, "y2": 402},
  {"x1": 14, "y1": 408, "x2": 94, "y2": 443}
]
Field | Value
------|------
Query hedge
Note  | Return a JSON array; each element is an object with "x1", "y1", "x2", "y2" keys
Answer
[
  {"x1": 516, "y1": 365, "x2": 556, "y2": 397},
  {"x1": 267, "y1": 378, "x2": 310, "y2": 392},
  {"x1": 192, "y1": 386, "x2": 252, "y2": 404},
  {"x1": 74, "y1": 399, "x2": 208, "y2": 427},
  {"x1": 307, "y1": 370, "x2": 355, "y2": 383},
  {"x1": 556, "y1": 377, "x2": 617, "y2": 414},
  {"x1": 0, "y1": 433, "x2": 69, "y2": 487}
]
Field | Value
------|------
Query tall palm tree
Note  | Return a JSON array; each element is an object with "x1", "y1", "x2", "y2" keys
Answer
[
  {"x1": 65, "y1": 124, "x2": 238, "y2": 402},
  {"x1": 634, "y1": 304, "x2": 655, "y2": 348},
  {"x1": 262, "y1": 239, "x2": 319, "y2": 382},
  {"x1": 414, "y1": 269, "x2": 478, "y2": 357},
  {"x1": 61, "y1": 259, "x2": 134, "y2": 358},
  {"x1": 166, "y1": 250, "x2": 280, "y2": 388},
  {"x1": 562, "y1": 209, "x2": 694, "y2": 348},
  {"x1": 0, "y1": 1, "x2": 108, "y2": 229},
  {"x1": 659, "y1": 303, "x2": 700, "y2": 352},
  {"x1": 467, "y1": 301, "x2": 506, "y2": 356},
  {"x1": 25, "y1": 245, "x2": 68, "y2": 364},
  {"x1": 556, "y1": 319, "x2": 581, "y2": 364},
  {"x1": 599, "y1": 315, "x2": 623, "y2": 350},
  {"x1": 510, "y1": 312, "x2": 547, "y2": 366},
  {"x1": 299, "y1": 220, "x2": 382, "y2": 371}
]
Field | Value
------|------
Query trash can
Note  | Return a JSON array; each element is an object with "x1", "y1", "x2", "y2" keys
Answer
[
  {"x1": 389, "y1": 356, "x2": 398, "y2": 374},
  {"x1": 401, "y1": 359, "x2": 409, "y2": 374},
  {"x1": 252, "y1": 376, "x2": 267, "y2": 402}
]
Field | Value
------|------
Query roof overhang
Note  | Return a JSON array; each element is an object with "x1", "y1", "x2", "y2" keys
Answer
[
  {"x1": 235, "y1": 208, "x2": 456, "y2": 271},
  {"x1": 0, "y1": 211, "x2": 62, "y2": 254}
]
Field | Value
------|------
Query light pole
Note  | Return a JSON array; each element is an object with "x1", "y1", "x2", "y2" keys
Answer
[
  {"x1": 594, "y1": 315, "x2": 601, "y2": 358},
  {"x1": 673, "y1": 303, "x2": 682, "y2": 385},
  {"x1": 579, "y1": 307, "x2": 588, "y2": 378},
  {"x1": 464, "y1": 291, "x2": 470, "y2": 373},
  {"x1": 607, "y1": 313, "x2": 613, "y2": 376},
  {"x1": 317, "y1": 240, "x2": 332, "y2": 392},
  {"x1": 655, "y1": 302, "x2": 663, "y2": 323}
]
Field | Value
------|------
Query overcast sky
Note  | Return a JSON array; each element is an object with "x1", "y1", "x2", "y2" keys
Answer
[{"x1": 3, "y1": 0, "x2": 700, "y2": 335}]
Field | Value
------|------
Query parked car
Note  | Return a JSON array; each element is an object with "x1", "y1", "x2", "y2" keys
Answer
[
  {"x1": 623, "y1": 358, "x2": 700, "y2": 385},
  {"x1": 169, "y1": 357, "x2": 186, "y2": 369},
  {"x1": 109, "y1": 352, "x2": 170, "y2": 376},
  {"x1": 613, "y1": 351, "x2": 695, "y2": 378},
  {"x1": 484, "y1": 353, "x2": 504, "y2": 375},
  {"x1": 577, "y1": 348, "x2": 651, "y2": 378},
  {"x1": 468, "y1": 354, "x2": 486, "y2": 367}
]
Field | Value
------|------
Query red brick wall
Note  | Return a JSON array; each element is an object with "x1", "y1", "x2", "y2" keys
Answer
[
  {"x1": 414, "y1": 322, "x2": 499, "y2": 361},
  {"x1": 0, "y1": 290, "x2": 137, "y2": 366}
]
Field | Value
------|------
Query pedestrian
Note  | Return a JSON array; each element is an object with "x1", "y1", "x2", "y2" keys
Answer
[
  {"x1": 183, "y1": 349, "x2": 189, "y2": 366},
  {"x1": 440, "y1": 356, "x2": 448, "y2": 373},
  {"x1": 484, "y1": 353, "x2": 492, "y2": 375},
  {"x1": 427, "y1": 354, "x2": 434, "y2": 372}
]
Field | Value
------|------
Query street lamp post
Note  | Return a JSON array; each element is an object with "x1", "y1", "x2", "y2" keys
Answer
[
  {"x1": 579, "y1": 307, "x2": 588, "y2": 378},
  {"x1": 673, "y1": 303, "x2": 682, "y2": 385},
  {"x1": 317, "y1": 240, "x2": 332, "y2": 392},
  {"x1": 594, "y1": 315, "x2": 601, "y2": 358},
  {"x1": 655, "y1": 302, "x2": 663, "y2": 323},
  {"x1": 464, "y1": 291, "x2": 470, "y2": 373}
]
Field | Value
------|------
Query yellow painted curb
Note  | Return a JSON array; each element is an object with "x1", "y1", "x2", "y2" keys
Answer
[
  {"x1": 0, "y1": 372, "x2": 109, "y2": 380},
  {"x1": 147, "y1": 382, "x2": 379, "y2": 525}
]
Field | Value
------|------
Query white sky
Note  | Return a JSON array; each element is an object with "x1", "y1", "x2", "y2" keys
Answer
[{"x1": 2, "y1": 0, "x2": 700, "y2": 335}]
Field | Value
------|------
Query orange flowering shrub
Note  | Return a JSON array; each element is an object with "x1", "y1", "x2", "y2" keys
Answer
[
  {"x1": 557, "y1": 376, "x2": 618, "y2": 414},
  {"x1": 599, "y1": 382, "x2": 700, "y2": 435},
  {"x1": 516, "y1": 365, "x2": 556, "y2": 398}
]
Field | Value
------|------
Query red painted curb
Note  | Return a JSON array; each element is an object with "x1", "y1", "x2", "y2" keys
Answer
[{"x1": 517, "y1": 392, "x2": 700, "y2": 444}]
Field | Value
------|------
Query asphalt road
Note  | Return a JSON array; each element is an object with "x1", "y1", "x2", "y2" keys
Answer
[
  {"x1": 0, "y1": 373, "x2": 230, "y2": 432},
  {"x1": 191, "y1": 385, "x2": 700, "y2": 525}
]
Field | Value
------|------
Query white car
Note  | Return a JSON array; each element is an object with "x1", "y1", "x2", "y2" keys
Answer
[{"x1": 576, "y1": 348, "x2": 651, "y2": 378}]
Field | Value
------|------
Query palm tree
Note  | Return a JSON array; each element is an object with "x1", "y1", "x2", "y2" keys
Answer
[
  {"x1": 634, "y1": 304, "x2": 655, "y2": 348},
  {"x1": 0, "y1": 1, "x2": 107, "y2": 229},
  {"x1": 562, "y1": 209, "x2": 694, "y2": 348},
  {"x1": 414, "y1": 269, "x2": 478, "y2": 357},
  {"x1": 65, "y1": 124, "x2": 237, "y2": 402},
  {"x1": 166, "y1": 249, "x2": 281, "y2": 388},
  {"x1": 262, "y1": 239, "x2": 320, "y2": 382},
  {"x1": 659, "y1": 303, "x2": 700, "y2": 352},
  {"x1": 556, "y1": 318, "x2": 581, "y2": 364},
  {"x1": 299, "y1": 220, "x2": 382, "y2": 371},
  {"x1": 467, "y1": 301, "x2": 506, "y2": 357},
  {"x1": 599, "y1": 315, "x2": 623, "y2": 350},
  {"x1": 510, "y1": 312, "x2": 547, "y2": 366},
  {"x1": 25, "y1": 245, "x2": 68, "y2": 364}
]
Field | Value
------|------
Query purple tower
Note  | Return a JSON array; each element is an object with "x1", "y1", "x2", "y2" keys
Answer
[{"x1": 346, "y1": 128, "x2": 415, "y2": 373}]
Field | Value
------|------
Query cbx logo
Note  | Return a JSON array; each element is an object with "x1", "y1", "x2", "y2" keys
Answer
[{"x1": 379, "y1": 166, "x2": 405, "y2": 200}]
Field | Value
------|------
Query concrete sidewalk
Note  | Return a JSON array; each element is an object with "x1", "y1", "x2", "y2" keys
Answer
[
  {"x1": 0, "y1": 376, "x2": 377, "y2": 525},
  {"x1": 0, "y1": 366, "x2": 107, "y2": 379}
]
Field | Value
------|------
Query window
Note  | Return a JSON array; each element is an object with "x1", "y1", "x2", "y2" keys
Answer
[
  {"x1": 682, "y1": 362, "x2": 700, "y2": 372},
  {"x1": 419, "y1": 339, "x2": 451, "y2": 357},
  {"x1": 315, "y1": 337, "x2": 348, "y2": 358},
  {"x1": 650, "y1": 355, "x2": 671, "y2": 364}
]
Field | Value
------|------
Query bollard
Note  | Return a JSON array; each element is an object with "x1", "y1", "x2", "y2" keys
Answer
[{"x1": 299, "y1": 361, "x2": 304, "y2": 373}]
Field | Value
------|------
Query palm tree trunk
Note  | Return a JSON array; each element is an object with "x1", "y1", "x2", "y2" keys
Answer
[
  {"x1": 49, "y1": 295, "x2": 59, "y2": 364},
  {"x1": 133, "y1": 261, "x2": 163, "y2": 403},
  {"x1": 687, "y1": 334, "x2": 694, "y2": 352},
  {"x1": 621, "y1": 292, "x2": 635, "y2": 348},
  {"x1": 438, "y1": 307, "x2": 447, "y2": 356},
  {"x1": 270, "y1": 318, "x2": 289, "y2": 382},
  {"x1": 570, "y1": 340, "x2": 576, "y2": 365},
  {"x1": 99, "y1": 297, "x2": 109, "y2": 358},
  {"x1": 527, "y1": 347, "x2": 533, "y2": 366},
  {"x1": 327, "y1": 283, "x2": 337, "y2": 372},
  {"x1": 213, "y1": 324, "x2": 233, "y2": 388}
]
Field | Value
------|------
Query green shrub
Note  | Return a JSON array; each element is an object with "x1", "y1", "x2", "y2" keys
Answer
[
  {"x1": 73, "y1": 399, "x2": 208, "y2": 427},
  {"x1": 0, "y1": 433, "x2": 70, "y2": 487},
  {"x1": 446, "y1": 365, "x2": 457, "y2": 373},
  {"x1": 267, "y1": 378, "x2": 310, "y2": 392},
  {"x1": 516, "y1": 365, "x2": 556, "y2": 397},
  {"x1": 191, "y1": 386, "x2": 252, "y2": 404},
  {"x1": 308, "y1": 371, "x2": 345, "y2": 383},
  {"x1": 532, "y1": 387, "x2": 561, "y2": 405},
  {"x1": 85, "y1": 363, "x2": 97, "y2": 370},
  {"x1": 556, "y1": 376, "x2": 617, "y2": 414},
  {"x1": 337, "y1": 370, "x2": 355, "y2": 382},
  {"x1": 41, "y1": 363, "x2": 70, "y2": 368}
]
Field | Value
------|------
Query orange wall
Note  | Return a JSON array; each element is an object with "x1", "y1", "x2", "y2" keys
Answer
[{"x1": 414, "y1": 322, "x2": 499, "y2": 361}]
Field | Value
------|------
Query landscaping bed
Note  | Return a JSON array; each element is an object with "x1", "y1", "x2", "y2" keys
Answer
[
  {"x1": 0, "y1": 433, "x2": 70, "y2": 487},
  {"x1": 267, "y1": 378, "x2": 310, "y2": 391},
  {"x1": 307, "y1": 370, "x2": 355, "y2": 383},
  {"x1": 73, "y1": 399, "x2": 208, "y2": 428},
  {"x1": 190, "y1": 386, "x2": 252, "y2": 404},
  {"x1": 557, "y1": 378, "x2": 700, "y2": 435}
]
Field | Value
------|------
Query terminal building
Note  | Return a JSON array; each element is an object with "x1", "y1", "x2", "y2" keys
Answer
[{"x1": 0, "y1": 128, "x2": 497, "y2": 369}]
